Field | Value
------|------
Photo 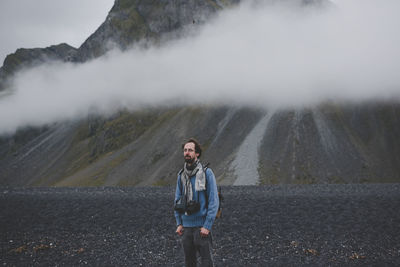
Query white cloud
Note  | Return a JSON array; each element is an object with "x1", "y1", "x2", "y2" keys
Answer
[{"x1": 1, "y1": 0, "x2": 400, "y2": 135}]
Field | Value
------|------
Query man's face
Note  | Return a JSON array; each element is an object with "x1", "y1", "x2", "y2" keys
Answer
[{"x1": 183, "y1": 142, "x2": 199, "y2": 164}]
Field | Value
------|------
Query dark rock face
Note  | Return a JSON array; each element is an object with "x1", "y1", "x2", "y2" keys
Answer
[
  {"x1": 75, "y1": 0, "x2": 239, "y2": 61},
  {"x1": 0, "y1": 43, "x2": 77, "y2": 90},
  {"x1": 1, "y1": 43, "x2": 77, "y2": 75},
  {"x1": 259, "y1": 103, "x2": 400, "y2": 184}
]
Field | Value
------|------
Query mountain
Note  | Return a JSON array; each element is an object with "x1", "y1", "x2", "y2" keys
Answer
[
  {"x1": 0, "y1": 43, "x2": 77, "y2": 91},
  {"x1": 0, "y1": 0, "x2": 239, "y2": 90},
  {"x1": 75, "y1": 0, "x2": 240, "y2": 61},
  {"x1": 1, "y1": 0, "x2": 399, "y2": 186}
]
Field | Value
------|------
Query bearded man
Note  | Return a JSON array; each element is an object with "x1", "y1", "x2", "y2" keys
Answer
[{"x1": 174, "y1": 138, "x2": 219, "y2": 267}]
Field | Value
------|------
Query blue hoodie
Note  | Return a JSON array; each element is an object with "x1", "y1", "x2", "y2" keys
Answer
[{"x1": 174, "y1": 168, "x2": 219, "y2": 230}]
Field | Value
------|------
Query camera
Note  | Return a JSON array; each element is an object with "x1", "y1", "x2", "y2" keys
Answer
[
  {"x1": 174, "y1": 198, "x2": 200, "y2": 215},
  {"x1": 186, "y1": 200, "x2": 200, "y2": 215},
  {"x1": 174, "y1": 198, "x2": 186, "y2": 214}
]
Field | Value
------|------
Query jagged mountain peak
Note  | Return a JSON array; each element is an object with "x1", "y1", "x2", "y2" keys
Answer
[{"x1": 75, "y1": 0, "x2": 239, "y2": 61}]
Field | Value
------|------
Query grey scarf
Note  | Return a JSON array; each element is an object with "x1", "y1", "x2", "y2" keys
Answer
[{"x1": 181, "y1": 160, "x2": 206, "y2": 202}]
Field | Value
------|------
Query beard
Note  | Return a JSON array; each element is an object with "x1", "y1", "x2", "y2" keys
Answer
[{"x1": 184, "y1": 156, "x2": 195, "y2": 164}]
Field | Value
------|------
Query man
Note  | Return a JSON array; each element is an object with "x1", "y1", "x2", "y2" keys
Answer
[{"x1": 174, "y1": 138, "x2": 219, "y2": 267}]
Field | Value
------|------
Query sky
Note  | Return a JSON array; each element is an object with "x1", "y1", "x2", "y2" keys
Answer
[
  {"x1": 0, "y1": 0, "x2": 114, "y2": 62},
  {"x1": 0, "y1": 0, "x2": 400, "y2": 135}
]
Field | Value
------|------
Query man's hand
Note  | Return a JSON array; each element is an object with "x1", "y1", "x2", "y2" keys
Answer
[
  {"x1": 200, "y1": 227, "x2": 210, "y2": 237},
  {"x1": 176, "y1": 225, "x2": 184, "y2": 236}
]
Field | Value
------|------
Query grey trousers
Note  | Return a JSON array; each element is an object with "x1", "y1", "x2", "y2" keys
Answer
[{"x1": 181, "y1": 227, "x2": 214, "y2": 267}]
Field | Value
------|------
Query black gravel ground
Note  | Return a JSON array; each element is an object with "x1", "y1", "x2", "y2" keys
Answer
[{"x1": 1, "y1": 184, "x2": 400, "y2": 266}]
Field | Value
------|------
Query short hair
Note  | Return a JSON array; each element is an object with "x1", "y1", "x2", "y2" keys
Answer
[{"x1": 182, "y1": 138, "x2": 202, "y2": 158}]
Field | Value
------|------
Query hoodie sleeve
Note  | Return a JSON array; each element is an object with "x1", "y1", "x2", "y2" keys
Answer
[
  {"x1": 174, "y1": 175, "x2": 183, "y2": 226},
  {"x1": 203, "y1": 168, "x2": 219, "y2": 230}
]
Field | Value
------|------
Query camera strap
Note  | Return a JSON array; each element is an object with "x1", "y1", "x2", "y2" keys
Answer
[{"x1": 184, "y1": 177, "x2": 191, "y2": 202}]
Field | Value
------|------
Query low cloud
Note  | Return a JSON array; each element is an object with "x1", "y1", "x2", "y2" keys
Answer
[{"x1": 1, "y1": 0, "x2": 400, "y2": 135}]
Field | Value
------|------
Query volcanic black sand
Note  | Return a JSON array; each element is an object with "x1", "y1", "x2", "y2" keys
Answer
[{"x1": 1, "y1": 184, "x2": 400, "y2": 266}]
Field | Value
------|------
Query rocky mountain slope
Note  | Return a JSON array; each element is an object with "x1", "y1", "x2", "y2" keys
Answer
[{"x1": 0, "y1": 0, "x2": 399, "y2": 186}]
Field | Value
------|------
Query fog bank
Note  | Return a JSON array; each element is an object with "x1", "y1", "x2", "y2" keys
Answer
[{"x1": 1, "y1": 0, "x2": 400, "y2": 135}]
